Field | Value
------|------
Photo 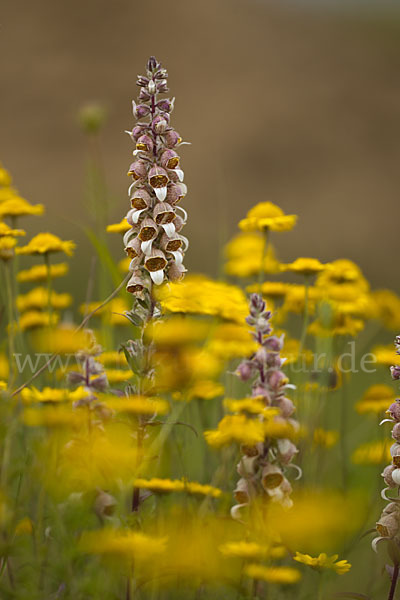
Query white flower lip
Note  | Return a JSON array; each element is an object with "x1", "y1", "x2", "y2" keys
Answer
[
  {"x1": 141, "y1": 239, "x2": 153, "y2": 256},
  {"x1": 150, "y1": 269, "x2": 164, "y2": 285},
  {"x1": 155, "y1": 187, "x2": 167, "y2": 201}
]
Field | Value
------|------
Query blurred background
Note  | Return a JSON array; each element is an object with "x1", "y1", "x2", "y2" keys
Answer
[{"x1": 1, "y1": 0, "x2": 400, "y2": 299}]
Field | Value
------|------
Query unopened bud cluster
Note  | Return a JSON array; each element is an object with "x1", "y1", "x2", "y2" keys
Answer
[
  {"x1": 374, "y1": 336, "x2": 400, "y2": 549},
  {"x1": 124, "y1": 56, "x2": 188, "y2": 294},
  {"x1": 233, "y1": 294, "x2": 300, "y2": 518}
]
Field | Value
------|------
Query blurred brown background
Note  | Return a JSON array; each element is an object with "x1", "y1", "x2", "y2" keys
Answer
[{"x1": 1, "y1": 0, "x2": 400, "y2": 297}]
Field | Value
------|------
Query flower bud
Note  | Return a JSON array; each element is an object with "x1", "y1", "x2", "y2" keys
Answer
[
  {"x1": 136, "y1": 76, "x2": 149, "y2": 87},
  {"x1": 136, "y1": 135, "x2": 153, "y2": 154},
  {"x1": 172, "y1": 215, "x2": 184, "y2": 232},
  {"x1": 388, "y1": 402, "x2": 400, "y2": 421},
  {"x1": 383, "y1": 502, "x2": 400, "y2": 515},
  {"x1": 147, "y1": 56, "x2": 160, "y2": 73},
  {"x1": 153, "y1": 202, "x2": 175, "y2": 225},
  {"x1": 157, "y1": 98, "x2": 174, "y2": 112},
  {"x1": 393, "y1": 423, "x2": 400, "y2": 442},
  {"x1": 376, "y1": 514, "x2": 400, "y2": 538},
  {"x1": 392, "y1": 468, "x2": 400, "y2": 486},
  {"x1": 127, "y1": 160, "x2": 148, "y2": 181},
  {"x1": 138, "y1": 87, "x2": 150, "y2": 101},
  {"x1": 277, "y1": 439, "x2": 298, "y2": 464},
  {"x1": 277, "y1": 397, "x2": 295, "y2": 418},
  {"x1": 166, "y1": 183, "x2": 187, "y2": 205},
  {"x1": 132, "y1": 102, "x2": 150, "y2": 119},
  {"x1": 168, "y1": 261, "x2": 186, "y2": 282},
  {"x1": 236, "y1": 361, "x2": 253, "y2": 381},
  {"x1": 391, "y1": 366, "x2": 400, "y2": 381},
  {"x1": 163, "y1": 129, "x2": 181, "y2": 148},
  {"x1": 382, "y1": 464, "x2": 398, "y2": 488},
  {"x1": 152, "y1": 114, "x2": 169, "y2": 133},
  {"x1": 130, "y1": 188, "x2": 152, "y2": 210},
  {"x1": 147, "y1": 80, "x2": 156, "y2": 95}
]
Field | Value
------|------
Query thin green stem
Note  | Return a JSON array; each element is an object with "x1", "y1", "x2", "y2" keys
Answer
[
  {"x1": 257, "y1": 227, "x2": 269, "y2": 291},
  {"x1": 298, "y1": 275, "x2": 311, "y2": 355},
  {"x1": 3, "y1": 261, "x2": 16, "y2": 387}
]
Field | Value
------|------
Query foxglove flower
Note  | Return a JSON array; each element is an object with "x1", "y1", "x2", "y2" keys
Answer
[{"x1": 124, "y1": 57, "x2": 188, "y2": 291}]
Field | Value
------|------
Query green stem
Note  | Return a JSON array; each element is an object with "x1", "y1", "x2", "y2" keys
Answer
[
  {"x1": 3, "y1": 261, "x2": 16, "y2": 387},
  {"x1": 44, "y1": 252, "x2": 52, "y2": 322},
  {"x1": 257, "y1": 227, "x2": 269, "y2": 291},
  {"x1": 299, "y1": 275, "x2": 311, "y2": 355}
]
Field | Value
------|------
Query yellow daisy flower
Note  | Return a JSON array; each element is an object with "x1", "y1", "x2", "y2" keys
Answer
[
  {"x1": 281, "y1": 257, "x2": 329, "y2": 276},
  {"x1": 79, "y1": 529, "x2": 167, "y2": 562},
  {"x1": 17, "y1": 263, "x2": 68, "y2": 283},
  {"x1": 219, "y1": 541, "x2": 270, "y2": 560},
  {"x1": 16, "y1": 233, "x2": 75, "y2": 256},
  {"x1": 373, "y1": 345, "x2": 400, "y2": 367},
  {"x1": 351, "y1": 440, "x2": 391, "y2": 465},
  {"x1": 103, "y1": 395, "x2": 169, "y2": 416},
  {"x1": 312, "y1": 428, "x2": 339, "y2": 448},
  {"x1": 0, "y1": 197, "x2": 44, "y2": 218},
  {"x1": 239, "y1": 202, "x2": 297, "y2": 233},
  {"x1": 247, "y1": 281, "x2": 289, "y2": 298},
  {"x1": 224, "y1": 232, "x2": 280, "y2": 277},
  {"x1": 17, "y1": 287, "x2": 72, "y2": 312},
  {"x1": 19, "y1": 310, "x2": 59, "y2": 331},
  {"x1": 315, "y1": 258, "x2": 369, "y2": 292},
  {"x1": 372, "y1": 289, "x2": 400, "y2": 331},
  {"x1": 293, "y1": 551, "x2": 351, "y2": 574},
  {"x1": 0, "y1": 236, "x2": 16, "y2": 260},
  {"x1": 0, "y1": 222, "x2": 25, "y2": 237},
  {"x1": 20, "y1": 386, "x2": 88, "y2": 404},
  {"x1": 0, "y1": 165, "x2": 12, "y2": 187}
]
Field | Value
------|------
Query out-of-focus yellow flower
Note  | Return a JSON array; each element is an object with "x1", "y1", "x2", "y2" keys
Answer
[
  {"x1": 281, "y1": 284, "x2": 321, "y2": 316},
  {"x1": 0, "y1": 354, "x2": 9, "y2": 380},
  {"x1": 224, "y1": 232, "x2": 280, "y2": 277},
  {"x1": 31, "y1": 326, "x2": 90, "y2": 354},
  {"x1": 155, "y1": 275, "x2": 249, "y2": 324},
  {"x1": 308, "y1": 314, "x2": 364, "y2": 338},
  {"x1": 293, "y1": 551, "x2": 351, "y2": 574},
  {"x1": 0, "y1": 381, "x2": 6, "y2": 391},
  {"x1": 371, "y1": 289, "x2": 400, "y2": 331},
  {"x1": 205, "y1": 414, "x2": 265, "y2": 448},
  {"x1": 185, "y1": 380, "x2": 225, "y2": 400},
  {"x1": 20, "y1": 386, "x2": 88, "y2": 404},
  {"x1": 98, "y1": 351, "x2": 128, "y2": 367},
  {"x1": 17, "y1": 233, "x2": 75, "y2": 256},
  {"x1": 223, "y1": 396, "x2": 271, "y2": 415},
  {"x1": 317, "y1": 284, "x2": 374, "y2": 320},
  {"x1": 0, "y1": 197, "x2": 44, "y2": 218},
  {"x1": 263, "y1": 490, "x2": 367, "y2": 554},
  {"x1": 244, "y1": 564, "x2": 301, "y2": 584},
  {"x1": 0, "y1": 222, "x2": 25, "y2": 237},
  {"x1": 79, "y1": 529, "x2": 167, "y2": 563},
  {"x1": 14, "y1": 517, "x2": 33, "y2": 536},
  {"x1": 118, "y1": 256, "x2": 131, "y2": 272},
  {"x1": 21, "y1": 405, "x2": 85, "y2": 427},
  {"x1": 133, "y1": 477, "x2": 222, "y2": 498},
  {"x1": 0, "y1": 165, "x2": 12, "y2": 187},
  {"x1": 19, "y1": 310, "x2": 59, "y2": 331},
  {"x1": 247, "y1": 281, "x2": 289, "y2": 299},
  {"x1": 0, "y1": 236, "x2": 16, "y2": 260},
  {"x1": 315, "y1": 259, "x2": 369, "y2": 292},
  {"x1": 145, "y1": 316, "x2": 211, "y2": 346},
  {"x1": 355, "y1": 384, "x2": 396, "y2": 415},
  {"x1": 106, "y1": 218, "x2": 130, "y2": 233},
  {"x1": 219, "y1": 541, "x2": 269, "y2": 560},
  {"x1": 17, "y1": 287, "x2": 72, "y2": 312},
  {"x1": 48, "y1": 425, "x2": 141, "y2": 493},
  {"x1": 206, "y1": 322, "x2": 257, "y2": 360},
  {"x1": 239, "y1": 202, "x2": 297, "y2": 233},
  {"x1": 104, "y1": 369, "x2": 132, "y2": 384},
  {"x1": 280, "y1": 337, "x2": 313, "y2": 365},
  {"x1": 312, "y1": 428, "x2": 339, "y2": 448},
  {"x1": 281, "y1": 258, "x2": 329, "y2": 276},
  {"x1": 373, "y1": 345, "x2": 400, "y2": 367},
  {"x1": 79, "y1": 298, "x2": 130, "y2": 326},
  {"x1": 352, "y1": 440, "x2": 391, "y2": 465},
  {"x1": 104, "y1": 395, "x2": 169, "y2": 416},
  {"x1": 17, "y1": 263, "x2": 68, "y2": 283}
]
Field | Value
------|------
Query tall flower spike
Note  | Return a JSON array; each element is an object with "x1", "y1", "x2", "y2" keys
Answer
[
  {"x1": 373, "y1": 335, "x2": 400, "y2": 561},
  {"x1": 124, "y1": 57, "x2": 188, "y2": 292}
]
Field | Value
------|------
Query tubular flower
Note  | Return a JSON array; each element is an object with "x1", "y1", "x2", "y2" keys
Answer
[
  {"x1": 293, "y1": 552, "x2": 351, "y2": 574},
  {"x1": 372, "y1": 336, "x2": 400, "y2": 553},
  {"x1": 123, "y1": 56, "x2": 188, "y2": 290},
  {"x1": 16, "y1": 233, "x2": 76, "y2": 256},
  {"x1": 238, "y1": 202, "x2": 297, "y2": 233},
  {"x1": 205, "y1": 294, "x2": 300, "y2": 521}
]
